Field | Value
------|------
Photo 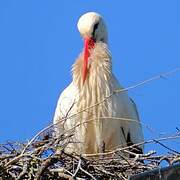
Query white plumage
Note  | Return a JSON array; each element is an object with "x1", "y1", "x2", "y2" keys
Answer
[{"x1": 53, "y1": 12, "x2": 144, "y2": 154}]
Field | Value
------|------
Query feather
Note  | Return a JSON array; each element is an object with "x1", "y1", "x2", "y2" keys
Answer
[{"x1": 53, "y1": 42, "x2": 144, "y2": 154}]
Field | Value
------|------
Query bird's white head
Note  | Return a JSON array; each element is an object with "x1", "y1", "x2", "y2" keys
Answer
[
  {"x1": 77, "y1": 12, "x2": 108, "y2": 43},
  {"x1": 77, "y1": 12, "x2": 108, "y2": 84}
]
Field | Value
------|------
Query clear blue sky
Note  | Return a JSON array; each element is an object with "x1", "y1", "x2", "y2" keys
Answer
[{"x1": 0, "y1": 1, "x2": 179, "y2": 153}]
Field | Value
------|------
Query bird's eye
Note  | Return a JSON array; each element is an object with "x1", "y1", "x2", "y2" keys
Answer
[{"x1": 92, "y1": 22, "x2": 99, "y2": 38}]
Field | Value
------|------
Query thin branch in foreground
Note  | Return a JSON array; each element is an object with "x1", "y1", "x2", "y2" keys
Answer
[
  {"x1": 83, "y1": 134, "x2": 180, "y2": 157},
  {"x1": 20, "y1": 67, "x2": 180, "y2": 155},
  {"x1": 153, "y1": 139, "x2": 180, "y2": 155},
  {"x1": 67, "y1": 67, "x2": 180, "y2": 120},
  {"x1": 0, "y1": 129, "x2": 179, "y2": 179}
]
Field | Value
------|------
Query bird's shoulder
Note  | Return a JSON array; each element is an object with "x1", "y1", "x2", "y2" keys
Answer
[
  {"x1": 55, "y1": 82, "x2": 79, "y2": 118},
  {"x1": 60, "y1": 82, "x2": 78, "y2": 97},
  {"x1": 111, "y1": 74, "x2": 139, "y2": 116}
]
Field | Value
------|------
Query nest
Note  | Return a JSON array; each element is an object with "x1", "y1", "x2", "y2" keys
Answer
[
  {"x1": 0, "y1": 123, "x2": 180, "y2": 180},
  {"x1": 1, "y1": 69, "x2": 180, "y2": 179}
]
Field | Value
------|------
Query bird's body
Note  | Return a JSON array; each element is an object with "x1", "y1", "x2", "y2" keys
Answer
[{"x1": 53, "y1": 12, "x2": 144, "y2": 154}]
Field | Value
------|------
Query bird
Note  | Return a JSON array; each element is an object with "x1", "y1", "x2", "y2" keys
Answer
[{"x1": 53, "y1": 12, "x2": 144, "y2": 155}]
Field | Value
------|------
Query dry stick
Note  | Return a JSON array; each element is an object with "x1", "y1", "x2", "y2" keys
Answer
[
  {"x1": 94, "y1": 166, "x2": 118, "y2": 178},
  {"x1": 142, "y1": 150, "x2": 156, "y2": 157},
  {"x1": 50, "y1": 168, "x2": 74, "y2": 176},
  {"x1": 61, "y1": 117, "x2": 145, "y2": 139},
  {"x1": 55, "y1": 67, "x2": 180, "y2": 137},
  {"x1": 20, "y1": 119, "x2": 64, "y2": 155},
  {"x1": 159, "y1": 156, "x2": 171, "y2": 166},
  {"x1": 16, "y1": 163, "x2": 28, "y2": 180},
  {"x1": 20, "y1": 119, "x2": 95, "y2": 156},
  {"x1": 5, "y1": 154, "x2": 41, "y2": 167},
  {"x1": 36, "y1": 157, "x2": 58, "y2": 180},
  {"x1": 55, "y1": 116, "x2": 149, "y2": 160},
  {"x1": 55, "y1": 173, "x2": 72, "y2": 179},
  {"x1": 123, "y1": 149, "x2": 138, "y2": 157},
  {"x1": 20, "y1": 67, "x2": 180, "y2": 155},
  {"x1": 63, "y1": 101, "x2": 76, "y2": 128},
  {"x1": 6, "y1": 142, "x2": 17, "y2": 153},
  {"x1": 54, "y1": 116, "x2": 161, "y2": 143},
  {"x1": 46, "y1": 67, "x2": 180, "y2": 135},
  {"x1": 114, "y1": 67, "x2": 180, "y2": 93},
  {"x1": 72, "y1": 158, "x2": 82, "y2": 177},
  {"x1": 79, "y1": 166, "x2": 97, "y2": 180},
  {"x1": 172, "y1": 157, "x2": 180, "y2": 164},
  {"x1": 118, "y1": 174, "x2": 127, "y2": 180},
  {"x1": 66, "y1": 67, "x2": 180, "y2": 120},
  {"x1": 83, "y1": 135, "x2": 180, "y2": 157},
  {"x1": 1, "y1": 145, "x2": 13, "y2": 154},
  {"x1": 153, "y1": 139, "x2": 180, "y2": 154},
  {"x1": 98, "y1": 116, "x2": 155, "y2": 134},
  {"x1": 60, "y1": 117, "x2": 179, "y2": 157},
  {"x1": 61, "y1": 153, "x2": 97, "y2": 179},
  {"x1": 2, "y1": 152, "x2": 179, "y2": 179}
]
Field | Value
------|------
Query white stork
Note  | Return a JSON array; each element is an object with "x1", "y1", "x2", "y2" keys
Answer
[{"x1": 53, "y1": 12, "x2": 144, "y2": 155}]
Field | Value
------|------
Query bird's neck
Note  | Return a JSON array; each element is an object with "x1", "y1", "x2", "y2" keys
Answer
[
  {"x1": 72, "y1": 43, "x2": 113, "y2": 153},
  {"x1": 72, "y1": 42, "x2": 112, "y2": 89}
]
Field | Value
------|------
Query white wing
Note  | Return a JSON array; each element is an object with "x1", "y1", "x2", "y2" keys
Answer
[
  {"x1": 110, "y1": 75, "x2": 144, "y2": 151},
  {"x1": 53, "y1": 82, "x2": 79, "y2": 136}
]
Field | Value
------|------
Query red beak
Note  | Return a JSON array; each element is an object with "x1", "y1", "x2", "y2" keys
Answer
[{"x1": 82, "y1": 37, "x2": 95, "y2": 84}]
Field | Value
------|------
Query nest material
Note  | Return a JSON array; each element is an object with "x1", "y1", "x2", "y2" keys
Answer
[
  {"x1": 0, "y1": 127, "x2": 180, "y2": 180},
  {"x1": 1, "y1": 69, "x2": 180, "y2": 179}
]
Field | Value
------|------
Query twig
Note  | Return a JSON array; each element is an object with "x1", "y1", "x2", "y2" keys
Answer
[
  {"x1": 20, "y1": 120, "x2": 64, "y2": 155},
  {"x1": 153, "y1": 139, "x2": 180, "y2": 155},
  {"x1": 20, "y1": 68, "x2": 180, "y2": 156},
  {"x1": 16, "y1": 163, "x2": 28, "y2": 180},
  {"x1": 79, "y1": 166, "x2": 97, "y2": 180},
  {"x1": 55, "y1": 173, "x2": 72, "y2": 179},
  {"x1": 72, "y1": 158, "x2": 81, "y2": 177},
  {"x1": 66, "y1": 67, "x2": 180, "y2": 120},
  {"x1": 83, "y1": 134, "x2": 180, "y2": 157},
  {"x1": 0, "y1": 134, "x2": 179, "y2": 179},
  {"x1": 5, "y1": 154, "x2": 40, "y2": 167}
]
